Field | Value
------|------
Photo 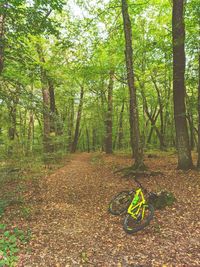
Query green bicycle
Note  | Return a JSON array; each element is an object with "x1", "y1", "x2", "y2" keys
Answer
[{"x1": 109, "y1": 178, "x2": 155, "y2": 234}]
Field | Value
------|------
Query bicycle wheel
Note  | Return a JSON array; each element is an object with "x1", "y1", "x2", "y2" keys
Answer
[
  {"x1": 108, "y1": 191, "x2": 134, "y2": 215},
  {"x1": 123, "y1": 204, "x2": 154, "y2": 234}
]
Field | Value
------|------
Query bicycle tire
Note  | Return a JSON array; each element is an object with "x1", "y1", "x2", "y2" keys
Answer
[
  {"x1": 108, "y1": 191, "x2": 134, "y2": 215},
  {"x1": 123, "y1": 204, "x2": 154, "y2": 234}
]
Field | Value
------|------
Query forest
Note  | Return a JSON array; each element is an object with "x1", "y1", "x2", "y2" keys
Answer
[{"x1": 0, "y1": 0, "x2": 200, "y2": 266}]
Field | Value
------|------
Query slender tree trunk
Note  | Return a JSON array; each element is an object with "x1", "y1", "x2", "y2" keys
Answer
[
  {"x1": 42, "y1": 85, "x2": 51, "y2": 153},
  {"x1": 27, "y1": 112, "x2": 34, "y2": 152},
  {"x1": 71, "y1": 86, "x2": 84, "y2": 153},
  {"x1": 92, "y1": 128, "x2": 96, "y2": 151},
  {"x1": 151, "y1": 76, "x2": 166, "y2": 150},
  {"x1": 121, "y1": 0, "x2": 144, "y2": 168},
  {"x1": 86, "y1": 127, "x2": 90, "y2": 153},
  {"x1": 187, "y1": 112, "x2": 195, "y2": 150},
  {"x1": 0, "y1": 2, "x2": 6, "y2": 75},
  {"x1": 7, "y1": 90, "x2": 19, "y2": 141},
  {"x1": 8, "y1": 105, "x2": 17, "y2": 140},
  {"x1": 36, "y1": 44, "x2": 51, "y2": 153},
  {"x1": 118, "y1": 100, "x2": 125, "y2": 149},
  {"x1": 48, "y1": 79, "x2": 56, "y2": 134},
  {"x1": 172, "y1": 0, "x2": 193, "y2": 169},
  {"x1": 147, "y1": 110, "x2": 160, "y2": 145},
  {"x1": 137, "y1": 75, "x2": 163, "y2": 149},
  {"x1": 67, "y1": 93, "x2": 74, "y2": 151},
  {"x1": 105, "y1": 70, "x2": 114, "y2": 154},
  {"x1": 197, "y1": 55, "x2": 200, "y2": 168}
]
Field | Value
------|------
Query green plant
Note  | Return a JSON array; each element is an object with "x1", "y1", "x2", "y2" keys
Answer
[
  {"x1": 0, "y1": 224, "x2": 31, "y2": 266},
  {"x1": 91, "y1": 154, "x2": 104, "y2": 165},
  {"x1": 20, "y1": 206, "x2": 32, "y2": 220},
  {"x1": 148, "y1": 191, "x2": 176, "y2": 210}
]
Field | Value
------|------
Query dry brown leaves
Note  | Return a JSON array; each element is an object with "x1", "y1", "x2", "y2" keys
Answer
[{"x1": 1, "y1": 152, "x2": 200, "y2": 266}]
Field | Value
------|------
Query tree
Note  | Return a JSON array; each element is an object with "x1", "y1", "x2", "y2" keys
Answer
[
  {"x1": 121, "y1": 0, "x2": 144, "y2": 169},
  {"x1": 71, "y1": 86, "x2": 84, "y2": 153},
  {"x1": 0, "y1": 2, "x2": 6, "y2": 75},
  {"x1": 36, "y1": 43, "x2": 51, "y2": 153},
  {"x1": 172, "y1": 0, "x2": 193, "y2": 170},
  {"x1": 105, "y1": 69, "x2": 114, "y2": 154},
  {"x1": 197, "y1": 55, "x2": 200, "y2": 168}
]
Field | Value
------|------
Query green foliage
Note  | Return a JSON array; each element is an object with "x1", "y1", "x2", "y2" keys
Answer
[
  {"x1": 148, "y1": 191, "x2": 176, "y2": 210},
  {"x1": 0, "y1": 0, "x2": 199, "y2": 157},
  {"x1": 20, "y1": 206, "x2": 32, "y2": 220},
  {"x1": 0, "y1": 225, "x2": 31, "y2": 266},
  {"x1": 90, "y1": 153, "x2": 105, "y2": 165}
]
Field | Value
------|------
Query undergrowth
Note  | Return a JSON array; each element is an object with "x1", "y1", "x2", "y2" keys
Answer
[
  {"x1": 0, "y1": 224, "x2": 31, "y2": 266},
  {"x1": 0, "y1": 150, "x2": 69, "y2": 266}
]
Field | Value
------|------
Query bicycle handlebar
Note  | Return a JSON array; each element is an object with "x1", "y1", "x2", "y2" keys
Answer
[{"x1": 134, "y1": 177, "x2": 148, "y2": 195}]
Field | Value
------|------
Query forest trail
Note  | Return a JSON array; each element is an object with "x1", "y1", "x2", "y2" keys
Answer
[{"x1": 16, "y1": 153, "x2": 200, "y2": 266}]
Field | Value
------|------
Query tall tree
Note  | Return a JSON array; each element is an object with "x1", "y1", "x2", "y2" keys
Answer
[
  {"x1": 118, "y1": 100, "x2": 125, "y2": 150},
  {"x1": 36, "y1": 44, "x2": 51, "y2": 153},
  {"x1": 48, "y1": 79, "x2": 57, "y2": 134},
  {"x1": 0, "y1": 2, "x2": 6, "y2": 75},
  {"x1": 105, "y1": 69, "x2": 114, "y2": 154},
  {"x1": 172, "y1": 0, "x2": 193, "y2": 169},
  {"x1": 71, "y1": 86, "x2": 84, "y2": 153},
  {"x1": 121, "y1": 0, "x2": 144, "y2": 169},
  {"x1": 197, "y1": 55, "x2": 200, "y2": 168}
]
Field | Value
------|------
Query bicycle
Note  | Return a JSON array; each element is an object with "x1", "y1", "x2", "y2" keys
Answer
[{"x1": 108, "y1": 178, "x2": 155, "y2": 234}]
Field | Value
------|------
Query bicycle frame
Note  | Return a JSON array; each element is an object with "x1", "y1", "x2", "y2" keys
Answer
[{"x1": 127, "y1": 188, "x2": 147, "y2": 220}]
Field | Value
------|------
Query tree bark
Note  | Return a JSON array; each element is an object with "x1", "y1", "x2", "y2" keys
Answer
[
  {"x1": 151, "y1": 76, "x2": 166, "y2": 150},
  {"x1": 36, "y1": 44, "x2": 51, "y2": 153},
  {"x1": 105, "y1": 69, "x2": 114, "y2": 154},
  {"x1": 118, "y1": 100, "x2": 125, "y2": 149},
  {"x1": 67, "y1": 93, "x2": 74, "y2": 151},
  {"x1": 197, "y1": 55, "x2": 200, "y2": 168},
  {"x1": 8, "y1": 104, "x2": 17, "y2": 140},
  {"x1": 172, "y1": 0, "x2": 193, "y2": 169},
  {"x1": 86, "y1": 127, "x2": 90, "y2": 153},
  {"x1": 0, "y1": 2, "x2": 6, "y2": 75},
  {"x1": 48, "y1": 79, "x2": 56, "y2": 134},
  {"x1": 121, "y1": 0, "x2": 144, "y2": 168},
  {"x1": 71, "y1": 86, "x2": 84, "y2": 153},
  {"x1": 92, "y1": 128, "x2": 96, "y2": 151},
  {"x1": 27, "y1": 112, "x2": 34, "y2": 152}
]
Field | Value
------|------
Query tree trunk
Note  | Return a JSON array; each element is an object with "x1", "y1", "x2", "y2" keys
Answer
[
  {"x1": 197, "y1": 55, "x2": 200, "y2": 168},
  {"x1": 0, "y1": 2, "x2": 6, "y2": 75},
  {"x1": 71, "y1": 86, "x2": 84, "y2": 153},
  {"x1": 86, "y1": 127, "x2": 90, "y2": 153},
  {"x1": 92, "y1": 128, "x2": 96, "y2": 151},
  {"x1": 172, "y1": 0, "x2": 193, "y2": 169},
  {"x1": 121, "y1": 0, "x2": 144, "y2": 168},
  {"x1": 151, "y1": 76, "x2": 166, "y2": 150},
  {"x1": 118, "y1": 100, "x2": 125, "y2": 149},
  {"x1": 48, "y1": 79, "x2": 56, "y2": 134},
  {"x1": 187, "y1": 111, "x2": 195, "y2": 150},
  {"x1": 105, "y1": 70, "x2": 114, "y2": 154},
  {"x1": 67, "y1": 93, "x2": 74, "y2": 151},
  {"x1": 8, "y1": 105, "x2": 17, "y2": 141},
  {"x1": 36, "y1": 44, "x2": 51, "y2": 153},
  {"x1": 27, "y1": 112, "x2": 34, "y2": 152}
]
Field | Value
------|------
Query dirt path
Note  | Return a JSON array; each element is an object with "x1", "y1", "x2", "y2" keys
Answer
[{"x1": 18, "y1": 153, "x2": 200, "y2": 266}]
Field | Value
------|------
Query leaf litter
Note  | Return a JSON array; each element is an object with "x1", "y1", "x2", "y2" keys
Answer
[{"x1": 1, "y1": 152, "x2": 200, "y2": 266}]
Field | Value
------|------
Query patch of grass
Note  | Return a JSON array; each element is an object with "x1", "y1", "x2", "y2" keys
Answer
[
  {"x1": 90, "y1": 153, "x2": 105, "y2": 165},
  {"x1": 20, "y1": 205, "x2": 32, "y2": 220}
]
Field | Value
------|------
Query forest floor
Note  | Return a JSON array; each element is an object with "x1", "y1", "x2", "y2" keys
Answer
[{"x1": 1, "y1": 152, "x2": 200, "y2": 266}]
